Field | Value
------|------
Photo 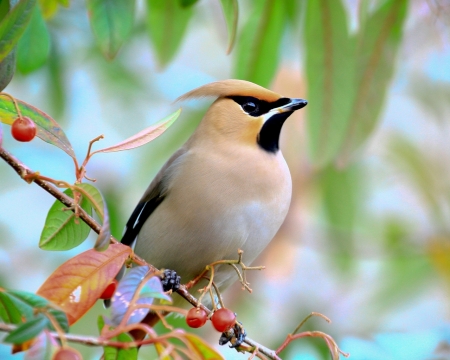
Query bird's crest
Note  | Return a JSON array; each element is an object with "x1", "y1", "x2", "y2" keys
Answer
[{"x1": 176, "y1": 79, "x2": 281, "y2": 103}]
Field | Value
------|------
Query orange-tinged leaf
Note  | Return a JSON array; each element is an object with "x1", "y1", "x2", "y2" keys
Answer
[
  {"x1": 0, "y1": 95, "x2": 75, "y2": 158},
  {"x1": 36, "y1": 243, "x2": 131, "y2": 325},
  {"x1": 184, "y1": 333, "x2": 224, "y2": 360},
  {"x1": 92, "y1": 109, "x2": 181, "y2": 154}
]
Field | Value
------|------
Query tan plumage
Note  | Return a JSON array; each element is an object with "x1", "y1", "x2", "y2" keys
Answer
[{"x1": 122, "y1": 79, "x2": 307, "y2": 308}]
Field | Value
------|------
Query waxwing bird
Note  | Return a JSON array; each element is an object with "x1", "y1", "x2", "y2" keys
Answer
[{"x1": 121, "y1": 79, "x2": 307, "y2": 334}]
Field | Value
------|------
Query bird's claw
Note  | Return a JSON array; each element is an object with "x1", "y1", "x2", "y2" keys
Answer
[
  {"x1": 160, "y1": 269, "x2": 181, "y2": 292},
  {"x1": 219, "y1": 322, "x2": 246, "y2": 348}
]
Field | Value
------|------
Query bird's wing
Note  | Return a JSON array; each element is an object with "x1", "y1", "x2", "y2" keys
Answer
[{"x1": 120, "y1": 148, "x2": 187, "y2": 247}]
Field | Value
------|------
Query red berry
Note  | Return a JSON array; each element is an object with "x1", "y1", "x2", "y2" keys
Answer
[
  {"x1": 211, "y1": 308, "x2": 236, "y2": 332},
  {"x1": 53, "y1": 347, "x2": 82, "y2": 360},
  {"x1": 99, "y1": 279, "x2": 118, "y2": 300},
  {"x1": 186, "y1": 307, "x2": 208, "y2": 328},
  {"x1": 11, "y1": 116, "x2": 36, "y2": 142}
]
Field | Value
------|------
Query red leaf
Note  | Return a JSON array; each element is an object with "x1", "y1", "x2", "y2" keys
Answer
[
  {"x1": 92, "y1": 109, "x2": 181, "y2": 154},
  {"x1": 36, "y1": 243, "x2": 131, "y2": 325}
]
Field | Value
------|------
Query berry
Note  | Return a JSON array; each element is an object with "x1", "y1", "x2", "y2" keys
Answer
[
  {"x1": 11, "y1": 116, "x2": 36, "y2": 142},
  {"x1": 53, "y1": 347, "x2": 82, "y2": 360},
  {"x1": 186, "y1": 307, "x2": 208, "y2": 328},
  {"x1": 99, "y1": 279, "x2": 118, "y2": 300},
  {"x1": 211, "y1": 308, "x2": 236, "y2": 332}
]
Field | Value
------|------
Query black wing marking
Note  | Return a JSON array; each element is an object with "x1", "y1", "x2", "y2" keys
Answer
[
  {"x1": 120, "y1": 148, "x2": 187, "y2": 248},
  {"x1": 121, "y1": 194, "x2": 165, "y2": 247}
]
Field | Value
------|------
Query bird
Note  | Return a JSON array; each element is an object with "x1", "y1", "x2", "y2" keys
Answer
[{"x1": 120, "y1": 79, "x2": 307, "y2": 338}]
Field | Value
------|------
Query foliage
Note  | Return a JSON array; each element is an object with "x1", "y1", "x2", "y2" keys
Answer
[{"x1": 0, "y1": 0, "x2": 448, "y2": 359}]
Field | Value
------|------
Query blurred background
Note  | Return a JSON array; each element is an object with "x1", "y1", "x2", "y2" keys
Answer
[{"x1": 1, "y1": 0, "x2": 450, "y2": 359}]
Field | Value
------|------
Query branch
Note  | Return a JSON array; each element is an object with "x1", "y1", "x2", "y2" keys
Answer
[{"x1": 0, "y1": 146, "x2": 280, "y2": 359}]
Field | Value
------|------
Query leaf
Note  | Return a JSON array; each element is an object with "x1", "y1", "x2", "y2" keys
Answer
[
  {"x1": 46, "y1": 41, "x2": 66, "y2": 119},
  {"x1": 16, "y1": 5, "x2": 50, "y2": 74},
  {"x1": 87, "y1": 0, "x2": 136, "y2": 60},
  {"x1": 75, "y1": 184, "x2": 111, "y2": 251},
  {"x1": 233, "y1": 0, "x2": 286, "y2": 88},
  {"x1": 39, "y1": 189, "x2": 93, "y2": 251},
  {"x1": 0, "y1": 96, "x2": 75, "y2": 158},
  {"x1": 24, "y1": 330, "x2": 57, "y2": 360},
  {"x1": 39, "y1": 0, "x2": 69, "y2": 19},
  {"x1": 7, "y1": 290, "x2": 69, "y2": 332},
  {"x1": 184, "y1": 333, "x2": 224, "y2": 360},
  {"x1": 0, "y1": 50, "x2": 15, "y2": 91},
  {"x1": 0, "y1": 0, "x2": 36, "y2": 63},
  {"x1": 337, "y1": 0, "x2": 408, "y2": 165},
  {"x1": 320, "y1": 164, "x2": 362, "y2": 271},
  {"x1": 37, "y1": 243, "x2": 132, "y2": 325},
  {"x1": 139, "y1": 276, "x2": 171, "y2": 302},
  {"x1": 0, "y1": 291, "x2": 32, "y2": 324},
  {"x1": 304, "y1": 0, "x2": 356, "y2": 167},
  {"x1": 4, "y1": 315, "x2": 49, "y2": 344},
  {"x1": 219, "y1": 0, "x2": 238, "y2": 54},
  {"x1": 111, "y1": 266, "x2": 168, "y2": 326},
  {"x1": 178, "y1": 0, "x2": 198, "y2": 7},
  {"x1": 103, "y1": 331, "x2": 138, "y2": 360},
  {"x1": 0, "y1": 122, "x2": 2, "y2": 146},
  {"x1": 92, "y1": 108, "x2": 181, "y2": 154},
  {"x1": 75, "y1": 183, "x2": 104, "y2": 218},
  {"x1": 74, "y1": 183, "x2": 111, "y2": 251},
  {"x1": 146, "y1": 0, "x2": 193, "y2": 67}
]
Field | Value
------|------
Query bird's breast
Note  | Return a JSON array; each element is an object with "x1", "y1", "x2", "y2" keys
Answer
[{"x1": 135, "y1": 145, "x2": 292, "y2": 284}]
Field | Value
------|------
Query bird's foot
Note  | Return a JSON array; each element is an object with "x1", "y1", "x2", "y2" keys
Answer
[
  {"x1": 219, "y1": 322, "x2": 246, "y2": 348},
  {"x1": 160, "y1": 269, "x2": 181, "y2": 292}
]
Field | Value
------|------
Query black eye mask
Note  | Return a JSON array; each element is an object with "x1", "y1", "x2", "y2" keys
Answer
[{"x1": 228, "y1": 96, "x2": 291, "y2": 117}]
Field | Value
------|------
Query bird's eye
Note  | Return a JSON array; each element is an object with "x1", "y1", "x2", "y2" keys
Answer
[{"x1": 242, "y1": 102, "x2": 258, "y2": 114}]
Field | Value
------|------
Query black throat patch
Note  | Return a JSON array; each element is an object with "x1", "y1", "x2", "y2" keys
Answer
[
  {"x1": 257, "y1": 111, "x2": 293, "y2": 153},
  {"x1": 228, "y1": 96, "x2": 294, "y2": 153}
]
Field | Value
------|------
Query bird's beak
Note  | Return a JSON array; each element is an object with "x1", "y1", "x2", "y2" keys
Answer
[{"x1": 277, "y1": 98, "x2": 308, "y2": 113}]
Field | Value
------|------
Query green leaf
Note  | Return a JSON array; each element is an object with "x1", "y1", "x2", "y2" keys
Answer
[
  {"x1": 184, "y1": 333, "x2": 224, "y2": 359},
  {"x1": 304, "y1": 0, "x2": 356, "y2": 167},
  {"x1": 7, "y1": 290, "x2": 69, "y2": 332},
  {"x1": 0, "y1": 0, "x2": 19, "y2": 91},
  {"x1": 178, "y1": 0, "x2": 197, "y2": 6},
  {"x1": 75, "y1": 183, "x2": 105, "y2": 219},
  {"x1": 4, "y1": 315, "x2": 49, "y2": 344},
  {"x1": 0, "y1": 291, "x2": 32, "y2": 324},
  {"x1": 233, "y1": 0, "x2": 286, "y2": 88},
  {"x1": 39, "y1": 189, "x2": 92, "y2": 251},
  {"x1": 0, "y1": 50, "x2": 15, "y2": 91},
  {"x1": 46, "y1": 40, "x2": 66, "y2": 119},
  {"x1": 320, "y1": 164, "x2": 362, "y2": 271},
  {"x1": 39, "y1": 0, "x2": 69, "y2": 19},
  {"x1": 337, "y1": 0, "x2": 408, "y2": 165},
  {"x1": 219, "y1": 0, "x2": 238, "y2": 54},
  {"x1": 16, "y1": 5, "x2": 50, "y2": 74},
  {"x1": 8, "y1": 290, "x2": 49, "y2": 308},
  {"x1": 0, "y1": 96, "x2": 75, "y2": 158},
  {"x1": 75, "y1": 183, "x2": 111, "y2": 251},
  {"x1": 0, "y1": 0, "x2": 36, "y2": 63},
  {"x1": 87, "y1": 0, "x2": 136, "y2": 60},
  {"x1": 146, "y1": 0, "x2": 193, "y2": 67},
  {"x1": 103, "y1": 332, "x2": 138, "y2": 360}
]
